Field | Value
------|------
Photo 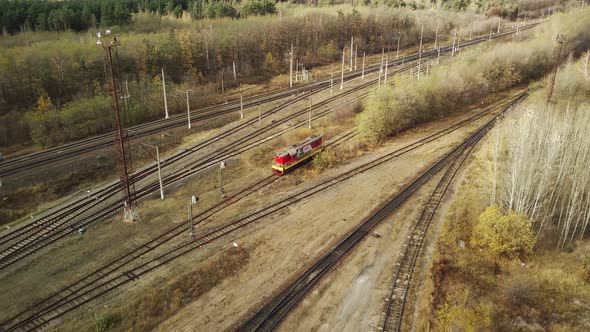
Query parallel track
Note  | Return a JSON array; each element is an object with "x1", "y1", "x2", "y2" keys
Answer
[
  {"x1": 235, "y1": 93, "x2": 526, "y2": 332},
  {"x1": 0, "y1": 93, "x2": 524, "y2": 332},
  {"x1": 0, "y1": 46, "x2": 439, "y2": 269},
  {"x1": 0, "y1": 21, "x2": 538, "y2": 257},
  {"x1": 0, "y1": 21, "x2": 538, "y2": 178}
]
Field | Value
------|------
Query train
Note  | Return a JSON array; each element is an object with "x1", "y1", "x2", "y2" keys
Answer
[{"x1": 272, "y1": 135, "x2": 323, "y2": 176}]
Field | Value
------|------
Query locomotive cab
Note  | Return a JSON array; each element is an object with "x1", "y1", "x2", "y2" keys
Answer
[{"x1": 272, "y1": 135, "x2": 323, "y2": 176}]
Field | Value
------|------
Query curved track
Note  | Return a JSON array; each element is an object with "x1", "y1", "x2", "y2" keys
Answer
[
  {"x1": 0, "y1": 22, "x2": 539, "y2": 271},
  {"x1": 0, "y1": 92, "x2": 525, "y2": 332},
  {"x1": 0, "y1": 44, "x2": 439, "y2": 269},
  {"x1": 235, "y1": 93, "x2": 526, "y2": 332}
]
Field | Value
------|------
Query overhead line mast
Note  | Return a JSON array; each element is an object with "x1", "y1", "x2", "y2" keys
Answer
[{"x1": 97, "y1": 30, "x2": 138, "y2": 222}]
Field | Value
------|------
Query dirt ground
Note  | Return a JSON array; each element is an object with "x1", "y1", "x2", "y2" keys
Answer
[
  {"x1": 0, "y1": 44, "x2": 523, "y2": 331},
  {"x1": 152, "y1": 94, "x2": 513, "y2": 332}
]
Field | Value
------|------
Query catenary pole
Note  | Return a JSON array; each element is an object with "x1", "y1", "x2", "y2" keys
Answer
[
  {"x1": 162, "y1": 68, "x2": 169, "y2": 119},
  {"x1": 417, "y1": 25, "x2": 424, "y2": 80},
  {"x1": 361, "y1": 52, "x2": 366, "y2": 80},
  {"x1": 340, "y1": 48, "x2": 345, "y2": 89},
  {"x1": 289, "y1": 44, "x2": 293, "y2": 88}
]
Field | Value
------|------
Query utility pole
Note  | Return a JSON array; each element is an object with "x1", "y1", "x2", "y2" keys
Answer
[
  {"x1": 547, "y1": 34, "x2": 567, "y2": 106},
  {"x1": 233, "y1": 61, "x2": 237, "y2": 81},
  {"x1": 308, "y1": 89, "x2": 312, "y2": 129},
  {"x1": 161, "y1": 68, "x2": 169, "y2": 119},
  {"x1": 330, "y1": 62, "x2": 334, "y2": 93},
  {"x1": 295, "y1": 59, "x2": 299, "y2": 83},
  {"x1": 380, "y1": 48, "x2": 384, "y2": 73},
  {"x1": 177, "y1": 89, "x2": 194, "y2": 129},
  {"x1": 384, "y1": 57, "x2": 388, "y2": 85},
  {"x1": 221, "y1": 69, "x2": 225, "y2": 94},
  {"x1": 361, "y1": 52, "x2": 366, "y2": 80},
  {"x1": 497, "y1": 17, "x2": 501, "y2": 34},
  {"x1": 354, "y1": 44, "x2": 358, "y2": 70},
  {"x1": 451, "y1": 29, "x2": 457, "y2": 56},
  {"x1": 417, "y1": 25, "x2": 424, "y2": 80},
  {"x1": 188, "y1": 195, "x2": 198, "y2": 238},
  {"x1": 434, "y1": 25, "x2": 438, "y2": 50},
  {"x1": 240, "y1": 87, "x2": 244, "y2": 120},
  {"x1": 350, "y1": 36, "x2": 354, "y2": 71},
  {"x1": 396, "y1": 34, "x2": 401, "y2": 59},
  {"x1": 97, "y1": 30, "x2": 138, "y2": 222},
  {"x1": 219, "y1": 161, "x2": 226, "y2": 198},
  {"x1": 289, "y1": 44, "x2": 294, "y2": 88},
  {"x1": 340, "y1": 48, "x2": 345, "y2": 89},
  {"x1": 141, "y1": 143, "x2": 164, "y2": 200}
]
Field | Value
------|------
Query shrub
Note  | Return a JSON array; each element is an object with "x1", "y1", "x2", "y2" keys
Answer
[
  {"x1": 358, "y1": 8, "x2": 590, "y2": 142},
  {"x1": 206, "y1": 2, "x2": 238, "y2": 19},
  {"x1": 24, "y1": 95, "x2": 111, "y2": 147},
  {"x1": 241, "y1": 0, "x2": 276, "y2": 17},
  {"x1": 436, "y1": 289, "x2": 492, "y2": 332},
  {"x1": 312, "y1": 148, "x2": 336, "y2": 172},
  {"x1": 95, "y1": 313, "x2": 121, "y2": 332},
  {"x1": 471, "y1": 206, "x2": 535, "y2": 262},
  {"x1": 317, "y1": 40, "x2": 340, "y2": 60}
]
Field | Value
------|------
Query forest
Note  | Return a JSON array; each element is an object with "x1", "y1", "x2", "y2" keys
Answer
[
  {"x1": 0, "y1": 0, "x2": 541, "y2": 34},
  {"x1": 0, "y1": 0, "x2": 564, "y2": 152}
]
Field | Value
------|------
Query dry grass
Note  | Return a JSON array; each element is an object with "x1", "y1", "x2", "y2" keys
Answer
[
  {"x1": 417, "y1": 138, "x2": 590, "y2": 331},
  {"x1": 107, "y1": 246, "x2": 250, "y2": 332}
]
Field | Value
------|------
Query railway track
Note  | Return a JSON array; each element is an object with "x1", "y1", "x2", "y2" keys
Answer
[
  {"x1": 235, "y1": 93, "x2": 526, "y2": 332},
  {"x1": 0, "y1": 22, "x2": 539, "y2": 270},
  {"x1": 379, "y1": 124, "x2": 483, "y2": 332},
  {"x1": 0, "y1": 82, "x2": 377, "y2": 269},
  {"x1": 0, "y1": 130, "x2": 358, "y2": 332},
  {"x1": 0, "y1": 21, "x2": 539, "y2": 178},
  {"x1": 1, "y1": 20, "x2": 536, "y2": 233},
  {"x1": 0, "y1": 92, "x2": 525, "y2": 332},
  {"x1": 0, "y1": 76, "x2": 347, "y2": 177},
  {"x1": 0, "y1": 45, "x2": 439, "y2": 269},
  {"x1": 0, "y1": 43, "x2": 411, "y2": 178}
]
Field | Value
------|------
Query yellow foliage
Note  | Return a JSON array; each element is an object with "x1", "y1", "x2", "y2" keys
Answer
[
  {"x1": 312, "y1": 148, "x2": 336, "y2": 172},
  {"x1": 35, "y1": 95, "x2": 53, "y2": 113},
  {"x1": 471, "y1": 205, "x2": 535, "y2": 262},
  {"x1": 177, "y1": 30, "x2": 193, "y2": 70},
  {"x1": 436, "y1": 289, "x2": 492, "y2": 332},
  {"x1": 264, "y1": 52, "x2": 276, "y2": 70}
]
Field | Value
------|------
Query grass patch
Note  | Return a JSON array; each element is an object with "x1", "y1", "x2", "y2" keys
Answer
[
  {"x1": 111, "y1": 246, "x2": 250, "y2": 331},
  {"x1": 95, "y1": 313, "x2": 121, "y2": 332}
]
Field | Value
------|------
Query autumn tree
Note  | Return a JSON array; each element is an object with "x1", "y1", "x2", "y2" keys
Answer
[
  {"x1": 471, "y1": 206, "x2": 535, "y2": 262},
  {"x1": 35, "y1": 95, "x2": 54, "y2": 113}
]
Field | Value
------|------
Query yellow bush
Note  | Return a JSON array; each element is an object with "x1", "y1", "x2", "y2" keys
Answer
[
  {"x1": 471, "y1": 206, "x2": 535, "y2": 262},
  {"x1": 436, "y1": 289, "x2": 492, "y2": 332},
  {"x1": 312, "y1": 148, "x2": 336, "y2": 172}
]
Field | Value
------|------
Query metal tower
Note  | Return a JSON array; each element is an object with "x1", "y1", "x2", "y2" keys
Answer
[{"x1": 97, "y1": 30, "x2": 138, "y2": 222}]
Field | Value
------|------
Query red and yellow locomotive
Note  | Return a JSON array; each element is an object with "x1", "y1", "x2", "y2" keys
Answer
[{"x1": 272, "y1": 135, "x2": 323, "y2": 176}]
